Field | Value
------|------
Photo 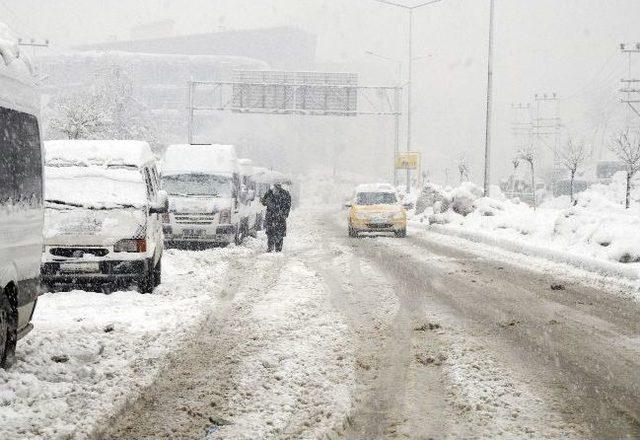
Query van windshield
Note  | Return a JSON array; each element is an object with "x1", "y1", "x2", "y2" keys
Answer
[
  {"x1": 162, "y1": 174, "x2": 233, "y2": 198},
  {"x1": 356, "y1": 192, "x2": 397, "y2": 205},
  {"x1": 44, "y1": 165, "x2": 147, "y2": 210}
]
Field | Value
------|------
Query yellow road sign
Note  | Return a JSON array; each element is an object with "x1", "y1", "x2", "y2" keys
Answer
[{"x1": 395, "y1": 152, "x2": 421, "y2": 170}]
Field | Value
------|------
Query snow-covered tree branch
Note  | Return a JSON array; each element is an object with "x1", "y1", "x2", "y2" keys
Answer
[
  {"x1": 558, "y1": 139, "x2": 589, "y2": 204},
  {"x1": 609, "y1": 129, "x2": 640, "y2": 209}
]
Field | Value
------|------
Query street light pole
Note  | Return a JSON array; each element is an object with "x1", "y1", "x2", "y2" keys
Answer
[
  {"x1": 483, "y1": 0, "x2": 496, "y2": 196},
  {"x1": 407, "y1": 8, "x2": 413, "y2": 154},
  {"x1": 373, "y1": 0, "x2": 442, "y2": 192}
]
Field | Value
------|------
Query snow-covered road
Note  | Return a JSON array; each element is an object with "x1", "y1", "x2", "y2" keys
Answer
[{"x1": 2, "y1": 207, "x2": 640, "y2": 439}]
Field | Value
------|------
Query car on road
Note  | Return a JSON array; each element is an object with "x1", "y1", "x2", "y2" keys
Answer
[
  {"x1": 41, "y1": 140, "x2": 168, "y2": 293},
  {"x1": 0, "y1": 55, "x2": 44, "y2": 368},
  {"x1": 347, "y1": 184, "x2": 407, "y2": 238},
  {"x1": 161, "y1": 144, "x2": 248, "y2": 247}
]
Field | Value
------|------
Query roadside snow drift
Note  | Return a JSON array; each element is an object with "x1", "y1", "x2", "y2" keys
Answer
[
  {"x1": 412, "y1": 174, "x2": 640, "y2": 276},
  {"x1": 0, "y1": 248, "x2": 243, "y2": 440}
]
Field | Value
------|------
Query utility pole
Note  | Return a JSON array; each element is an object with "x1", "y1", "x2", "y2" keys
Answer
[
  {"x1": 532, "y1": 93, "x2": 561, "y2": 155},
  {"x1": 483, "y1": 0, "x2": 495, "y2": 196},
  {"x1": 394, "y1": 86, "x2": 402, "y2": 187},
  {"x1": 187, "y1": 81, "x2": 194, "y2": 145},
  {"x1": 373, "y1": 0, "x2": 442, "y2": 192},
  {"x1": 508, "y1": 102, "x2": 532, "y2": 198},
  {"x1": 620, "y1": 43, "x2": 640, "y2": 121}
]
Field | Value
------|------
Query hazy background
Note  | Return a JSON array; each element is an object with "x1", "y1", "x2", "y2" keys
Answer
[{"x1": 3, "y1": 0, "x2": 640, "y2": 185}]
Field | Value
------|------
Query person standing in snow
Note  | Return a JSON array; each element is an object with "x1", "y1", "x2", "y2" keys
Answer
[{"x1": 260, "y1": 183, "x2": 292, "y2": 252}]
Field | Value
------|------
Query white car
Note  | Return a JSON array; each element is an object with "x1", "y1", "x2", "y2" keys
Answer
[
  {"x1": 161, "y1": 144, "x2": 248, "y2": 247},
  {"x1": 0, "y1": 50, "x2": 43, "y2": 367},
  {"x1": 41, "y1": 140, "x2": 168, "y2": 293}
]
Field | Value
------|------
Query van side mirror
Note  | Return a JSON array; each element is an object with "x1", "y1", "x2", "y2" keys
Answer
[
  {"x1": 344, "y1": 202, "x2": 352, "y2": 208},
  {"x1": 150, "y1": 190, "x2": 169, "y2": 214},
  {"x1": 403, "y1": 202, "x2": 414, "y2": 210}
]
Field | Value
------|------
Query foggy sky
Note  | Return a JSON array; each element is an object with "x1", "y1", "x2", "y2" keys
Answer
[{"x1": 4, "y1": 0, "x2": 640, "y2": 184}]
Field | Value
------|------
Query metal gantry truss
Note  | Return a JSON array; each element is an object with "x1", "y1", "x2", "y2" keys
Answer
[{"x1": 186, "y1": 75, "x2": 402, "y2": 145}]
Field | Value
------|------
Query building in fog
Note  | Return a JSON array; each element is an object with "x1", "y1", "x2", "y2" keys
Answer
[
  {"x1": 35, "y1": 51, "x2": 268, "y2": 144},
  {"x1": 76, "y1": 26, "x2": 317, "y2": 71}
]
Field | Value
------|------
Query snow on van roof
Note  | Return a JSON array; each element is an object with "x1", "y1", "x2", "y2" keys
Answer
[
  {"x1": 45, "y1": 140, "x2": 154, "y2": 168},
  {"x1": 0, "y1": 23, "x2": 33, "y2": 79},
  {"x1": 356, "y1": 183, "x2": 396, "y2": 193},
  {"x1": 162, "y1": 144, "x2": 238, "y2": 176}
]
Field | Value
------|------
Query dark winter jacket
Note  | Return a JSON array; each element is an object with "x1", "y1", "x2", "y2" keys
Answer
[{"x1": 261, "y1": 187, "x2": 292, "y2": 237}]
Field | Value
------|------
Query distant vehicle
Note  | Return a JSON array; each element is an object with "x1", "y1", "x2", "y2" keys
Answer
[
  {"x1": 161, "y1": 144, "x2": 248, "y2": 247},
  {"x1": 238, "y1": 159, "x2": 261, "y2": 237},
  {"x1": 346, "y1": 183, "x2": 408, "y2": 238},
  {"x1": 596, "y1": 161, "x2": 626, "y2": 181},
  {"x1": 552, "y1": 178, "x2": 592, "y2": 197},
  {"x1": 41, "y1": 140, "x2": 168, "y2": 293},
  {"x1": 0, "y1": 56, "x2": 43, "y2": 367},
  {"x1": 269, "y1": 170, "x2": 300, "y2": 209}
]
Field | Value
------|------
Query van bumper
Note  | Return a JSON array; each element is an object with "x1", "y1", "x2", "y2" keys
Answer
[
  {"x1": 164, "y1": 224, "x2": 236, "y2": 245},
  {"x1": 41, "y1": 259, "x2": 148, "y2": 288}
]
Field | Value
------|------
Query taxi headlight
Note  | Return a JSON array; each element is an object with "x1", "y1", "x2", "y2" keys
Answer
[
  {"x1": 354, "y1": 212, "x2": 370, "y2": 220},
  {"x1": 392, "y1": 211, "x2": 405, "y2": 220}
]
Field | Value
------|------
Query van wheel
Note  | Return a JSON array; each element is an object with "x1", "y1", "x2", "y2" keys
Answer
[
  {"x1": 153, "y1": 260, "x2": 162, "y2": 287},
  {"x1": 139, "y1": 260, "x2": 156, "y2": 294},
  {"x1": 348, "y1": 226, "x2": 358, "y2": 238},
  {"x1": 234, "y1": 227, "x2": 244, "y2": 246},
  {"x1": 0, "y1": 291, "x2": 16, "y2": 369}
]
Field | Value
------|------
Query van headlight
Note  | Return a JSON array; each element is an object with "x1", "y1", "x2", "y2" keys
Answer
[
  {"x1": 354, "y1": 212, "x2": 369, "y2": 220},
  {"x1": 114, "y1": 239, "x2": 147, "y2": 253},
  {"x1": 219, "y1": 209, "x2": 231, "y2": 224},
  {"x1": 392, "y1": 211, "x2": 405, "y2": 220}
]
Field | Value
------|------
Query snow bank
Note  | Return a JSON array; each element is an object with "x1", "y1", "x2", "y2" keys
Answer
[
  {"x1": 0, "y1": 248, "x2": 243, "y2": 439},
  {"x1": 412, "y1": 176, "x2": 640, "y2": 277}
]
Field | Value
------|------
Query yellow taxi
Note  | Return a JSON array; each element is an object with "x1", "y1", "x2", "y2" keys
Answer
[{"x1": 346, "y1": 184, "x2": 407, "y2": 238}]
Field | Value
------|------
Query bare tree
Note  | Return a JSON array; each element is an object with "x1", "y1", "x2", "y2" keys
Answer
[
  {"x1": 47, "y1": 64, "x2": 164, "y2": 147},
  {"x1": 609, "y1": 129, "x2": 640, "y2": 209},
  {"x1": 48, "y1": 92, "x2": 107, "y2": 139},
  {"x1": 457, "y1": 152, "x2": 470, "y2": 183},
  {"x1": 508, "y1": 155, "x2": 520, "y2": 194},
  {"x1": 558, "y1": 138, "x2": 589, "y2": 204},
  {"x1": 518, "y1": 145, "x2": 537, "y2": 209}
]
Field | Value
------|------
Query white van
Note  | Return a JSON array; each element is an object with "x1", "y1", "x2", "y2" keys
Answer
[
  {"x1": 0, "y1": 44, "x2": 43, "y2": 367},
  {"x1": 238, "y1": 159, "x2": 260, "y2": 237},
  {"x1": 161, "y1": 144, "x2": 245, "y2": 247},
  {"x1": 41, "y1": 140, "x2": 168, "y2": 293}
]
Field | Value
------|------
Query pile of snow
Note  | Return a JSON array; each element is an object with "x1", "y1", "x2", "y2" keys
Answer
[
  {"x1": 413, "y1": 175, "x2": 640, "y2": 266},
  {"x1": 45, "y1": 166, "x2": 148, "y2": 209}
]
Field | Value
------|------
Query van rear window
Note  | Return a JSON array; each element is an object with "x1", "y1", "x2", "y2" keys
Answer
[{"x1": 0, "y1": 106, "x2": 43, "y2": 207}]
